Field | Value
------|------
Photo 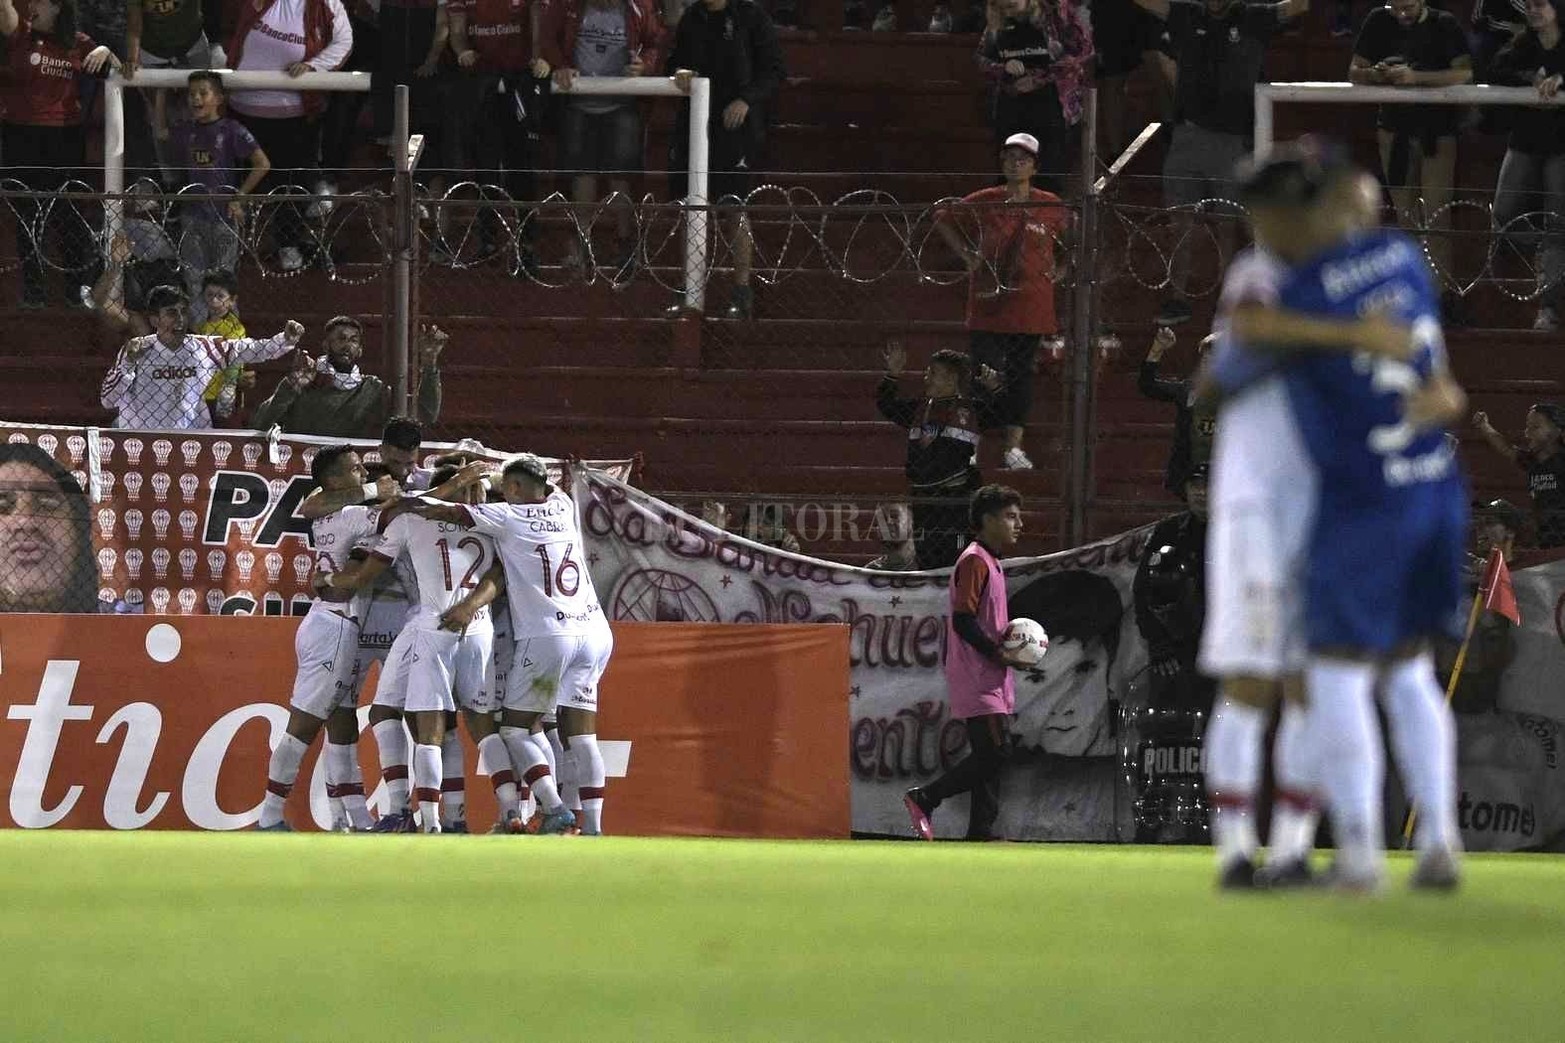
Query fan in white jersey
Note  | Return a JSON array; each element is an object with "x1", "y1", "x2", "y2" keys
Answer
[
  {"x1": 327, "y1": 472, "x2": 498, "y2": 834},
  {"x1": 99, "y1": 284, "x2": 304, "y2": 429},
  {"x1": 415, "y1": 455, "x2": 610, "y2": 836},
  {"x1": 258, "y1": 446, "x2": 383, "y2": 831},
  {"x1": 1195, "y1": 167, "x2": 1426, "y2": 888}
]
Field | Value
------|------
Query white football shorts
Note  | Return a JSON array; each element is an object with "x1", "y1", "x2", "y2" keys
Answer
[
  {"x1": 403, "y1": 622, "x2": 496, "y2": 714},
  {"x1": 1198, "y1": 378, "x2": 1317, "y2": 680},
  {"x1": 290, "y1": 609, "x2": 362, "y2": 718},
  {"x1": 352, "y1": 595, "x2": 411, "y2": 681},
  {"x1": 372, "y1": 626, "x2": 414, "y2": 710},
  {"x1": 505, "y1": 625, "x2": 614, "y2": 715}
]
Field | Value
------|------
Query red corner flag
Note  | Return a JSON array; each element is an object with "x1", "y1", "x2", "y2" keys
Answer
[{"x1": 1480, "y1": 549, "x2": 1521, "y2": 626}]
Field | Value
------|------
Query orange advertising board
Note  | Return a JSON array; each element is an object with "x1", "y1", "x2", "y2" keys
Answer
[{"x1": 0, "y1": 616, "x2": 849, "y2": 838}]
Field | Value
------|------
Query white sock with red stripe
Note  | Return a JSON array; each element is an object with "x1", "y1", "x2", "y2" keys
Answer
[
  {"x1": 372, "y1": 718, "x2": 410, "y2": 814},
  {"x1": 440, "y1": 730, "x2": 466, "y2": 827},
  {"x1": 413, "y1": 743, "x2": 443, "y2": 832},
  {"x1": 260, "y1": 733, "x2": 309, "y2": 828},
  {"x1": 1268, "y1": 700, "x2": 1320, "y2": 863},
  {"x1": 326, "y1": 742, "x2": 373, "y2": 830},
  {"x1": 502, "y1": 726, "x2": 563, "y2": 813},
  {"x1": 573, "y1": 733, "x2": 606, "y2": 834},
  {"x1": 1204, "y1": 695, "x2": 1264, "y2": 867},
  {"x1": 478, "y1": 733, "x2": 520, "y2": 815}
]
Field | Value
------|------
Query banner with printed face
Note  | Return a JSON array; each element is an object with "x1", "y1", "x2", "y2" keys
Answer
[
  {"x1": 575, "y1": 468, "x2": 1153, "y2": 841},
  {"x1": 0, "y1": 616, "x2": 849, "y2": 837},
  {"x1": 0, "y1": 420, "x2": 633, "y2": 617}
]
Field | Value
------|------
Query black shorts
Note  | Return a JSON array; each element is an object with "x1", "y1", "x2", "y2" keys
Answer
[
  {"x1": 970, "y1": 330, "x2": 1041, "y2": 429},
  {"x1": 669, "y1": 115, "x2": 766, "y2": 202},
  {"x1": 559, "y1": 104, "x2": 645, "y2": 175}
]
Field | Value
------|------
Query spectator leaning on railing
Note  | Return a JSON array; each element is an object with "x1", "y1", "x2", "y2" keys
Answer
[
  {"x1": 1136, "y1": 0, "x2": 1307, "y2": 327},
  {"x1": 1472, "y1": 404, "x2": 1565, "y2": 549},
  {"x1": 665, "y1": 0, "x2": 785, "y2": 320},
  {"x1": 976, "y1": 0, "x2": 1094, "y2": 195},
  {"x1": 447, "y1": 0, "x2": 551, "y2": 273},
  {"x1": 252, "y1": 318, "x2": 446, "y2": 436},
  {"x1": 0, "y1": 0, "x2": 120, "y2": 309},
  {"x1": 100, "y1": 284, "x2": 304, "y2": 429},
  {"x1": 169, "y1": 70, "x2": 272, "y2": 326},
  {"x1": 543, "y1": 0, "x2": 662, "y2": 280},
  {"x1": 934, "y1": 132, "x2": 1071, "y2": 471},
  {"x1": 1349, "y1": 0, "x2": 1473, "y2": 322},
  {"x1": 225, "y1": 0, "x2": 354, "y2": 273},
  {"x1": 1488, "y1": 0, "x2": 1565, "y2": 333}
]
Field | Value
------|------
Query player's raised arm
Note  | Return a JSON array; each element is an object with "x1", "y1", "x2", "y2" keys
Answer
[
  {"x1": 319, "y1": 552, "x2": 389, "y2": 594},
  {"x1": 439, "y1": 560, "x2": 505, "y2": 634},
  {"x1": 1227, "y1": 304, "x2": 1415, "y2": 359},
  {"x1": 298, "y1": 474, "x2": 401, "y2": 519},
  {"x1": 424, "y1": 460, "x2": 492, "y2": 503}
]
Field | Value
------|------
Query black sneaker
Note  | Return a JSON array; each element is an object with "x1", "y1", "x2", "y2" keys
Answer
[
  {"x1": 1155, "y1": 297, "x2": 1193, "y2": 326},
  {"x1": 1254, "y1": 857, "x2": 1318, "y2": 889},
  {"x1": 903, "y1": 787, "x2": 936, "y2": 840},
  {"x1": 1217, "y1": 855, "x2": 1259, "y2": 890}
]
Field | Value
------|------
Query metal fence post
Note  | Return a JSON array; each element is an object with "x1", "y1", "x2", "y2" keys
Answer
[
  {"x1": 391, "y1": 85, "x2": 413, "y2": 417},
  {"x1": 1068, "y1": 87, "x2": 1099, "y2": 548}
]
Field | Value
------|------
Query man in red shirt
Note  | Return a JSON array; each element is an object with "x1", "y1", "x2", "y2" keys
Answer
[
  {"x1": 935, "y1": 133, "x2": 1072, "y2": 470},
  {"x1": 0, "y1": 0, "x2": 118, "y2": 307}
]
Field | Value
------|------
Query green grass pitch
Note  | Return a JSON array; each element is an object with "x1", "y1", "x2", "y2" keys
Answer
[{"x1": 5, "y1": 834, "x2": 1565, "y2": 1042}]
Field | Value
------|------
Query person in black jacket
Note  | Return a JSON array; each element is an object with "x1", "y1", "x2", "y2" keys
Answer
[
  {"x1": 1488, "y1": 0, "x2": 1565, "y2": 333},
  {"x1": 877, "y1": 342, "x2": 998, "y2": 569},
  {"x1": 666, "y1": 0, "x2": 784, "y2": 319},
  {"x1": 1138, "y1": 325, "x2": 1216, "y2": 497}
]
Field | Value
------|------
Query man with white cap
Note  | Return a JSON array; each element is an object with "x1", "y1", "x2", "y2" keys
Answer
[{"x1": 934, "y1": 132, "x2": 1072, "y2": 471}]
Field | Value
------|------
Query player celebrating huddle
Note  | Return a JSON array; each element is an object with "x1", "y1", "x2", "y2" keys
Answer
[
  {"x1": 416, "y1": 455, "x2": 611, "y2": 836},
  {"x1": 258, "y1": 446, "x2": 382, "y2": 831},
  {"x1": 324, "y1": 469, "x2": 498, "y2": 834},
  {"x1": 1215, "y1": 141, "x2": 1469, "y2": 891}
]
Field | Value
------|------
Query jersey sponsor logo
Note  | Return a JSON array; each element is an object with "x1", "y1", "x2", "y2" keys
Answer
[
  {"x1": 253, "y1": 20, "x2": 307, "y2": 46},
  {"x1": 555, "y1": 602, "x2": 602, "y2": 623},
  {"x1": 151, "y1": 366, "x2": 200, "y2": 380}
]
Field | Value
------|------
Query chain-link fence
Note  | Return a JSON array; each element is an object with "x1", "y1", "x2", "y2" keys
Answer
[{"x1": 4, "y1": 163, "x2": 1563, "y2": 597}]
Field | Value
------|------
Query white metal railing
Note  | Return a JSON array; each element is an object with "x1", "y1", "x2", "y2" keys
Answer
[
  {"x1": 103, "y1": 69, "x2": 713, "y2": 312},
  {"x1": 1254, "y1": 82, "x2": 1565, "y2": 154}
]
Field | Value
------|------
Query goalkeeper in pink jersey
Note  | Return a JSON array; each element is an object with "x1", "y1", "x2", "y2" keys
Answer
[{"x1": 904, "y1": 485, "x2": 1033, "y2": 841}]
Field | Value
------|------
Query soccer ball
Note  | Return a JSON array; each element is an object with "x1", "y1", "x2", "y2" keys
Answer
[{"x1": 1001, "y1": 618, "x2": 1049, "y2": 666}]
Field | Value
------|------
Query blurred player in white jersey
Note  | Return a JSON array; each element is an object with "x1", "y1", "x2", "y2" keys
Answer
[
  {"x1": 416, "y1": 455, "x2": 610, "y2": 835},
  {"x1": 325, "y1": 469, "x2": 497, "y2": 834},
  {"x1": 258, "y1": 446, "x2": 382, "y2": 831},
  {"x1": 100, "y1": 284, "x2": 304, "y2": 429},
  {"x1": 1198, "y1": 169, "x2": 1417, "y2": 888}
]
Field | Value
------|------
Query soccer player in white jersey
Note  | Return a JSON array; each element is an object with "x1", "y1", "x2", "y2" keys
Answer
[
  {"x1": 325, "y1": 470, "x2": 498, "y2": 833},
  {"x1": 258, "y1": 446, "x2": 382, "y2": 831},
  {"x1": 100, "y1": 284, "x2": 304, "y2": 429},
  {"x1": 414, "y1": 455, "x2": 610, "y2": 835},
  {"x1": 1198, "y1": 170, "x2": 1416, "y2": 888}
]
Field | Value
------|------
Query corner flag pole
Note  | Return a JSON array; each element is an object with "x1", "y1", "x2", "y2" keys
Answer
[{"x1": 1399, "y1": 586, "x2": 1485, "y2": 848}]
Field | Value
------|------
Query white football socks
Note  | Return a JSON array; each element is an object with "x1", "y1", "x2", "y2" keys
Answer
[
  {"x1": 413, "y1": 743, "x2": 443, "y2": 832},
  {"x1": 1382, "y1": 651, "x2": 1459, "y2": 853},
  {"x1": 325, "y1": 741, "x2": 373, "y2": 830},
  {"x1": 1309, "y1": 658, "x2": 1384, "y2": 881},
  {"x1": 573, "y1": 733, "x2": 606, "y2": 834},
  {"x1": 502, "y1": 726, "x2": 564, "y2": 813},
  {"x1": 544, "y1": 725, "x2": 564, "y2": 778},
  {"x1": 1205, "y1": 695, "x2": 1265, "y2": 866},
  {"x1": 440, "y1": 730, "x2": 466, "y2": 827},
  {"x1": 1268, "y1": 700, "x2": 1321, "y2": 863},
  {"x1": 372, "y1": 718, "x2": 410, "y2": 813},
  {"x1": 260, "y1": 733, "x2": 309, "y2": 828},
  {"x1": 478, "y1": 733, "x2": 520, "y2": 815}
]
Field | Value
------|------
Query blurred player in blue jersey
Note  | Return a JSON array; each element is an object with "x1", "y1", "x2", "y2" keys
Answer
[{"x1": 1235, "y1": 140, "x2": 1469, "y2": 892}]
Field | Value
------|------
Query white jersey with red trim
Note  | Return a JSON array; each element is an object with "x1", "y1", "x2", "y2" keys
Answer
[
  {"x1": 464, "y1": 489, "x2": 606, "y2": 638},
  {"x1": 372, "y1": 512, "x2": 496, "y2": 629},
  {"x1": 100, "y1": 331, "x2": 296, "y2": 429},
  {"x1": 310, "y1": 504, "x2": 382, "y2": 621}
]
